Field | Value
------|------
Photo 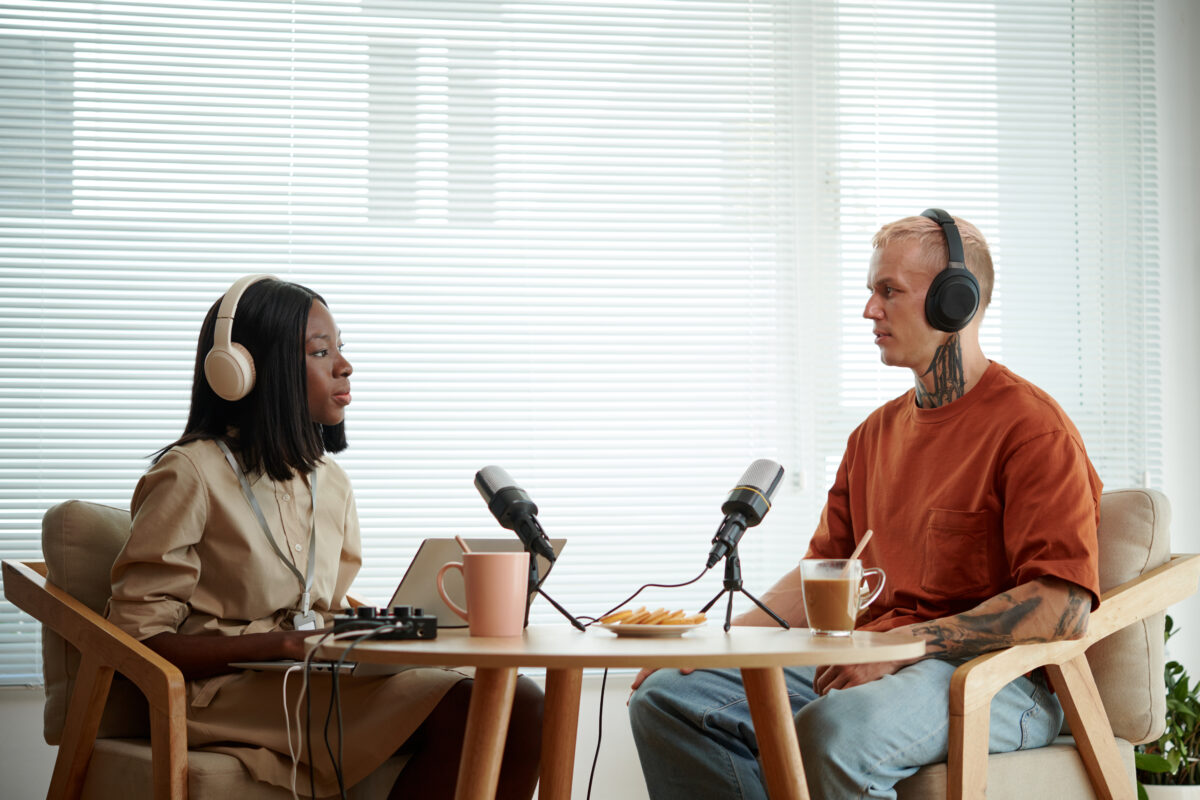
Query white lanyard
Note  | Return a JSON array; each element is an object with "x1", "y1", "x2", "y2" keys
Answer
[{"x1": 217, "y1": 440, "x2": 319, "y2": 630}]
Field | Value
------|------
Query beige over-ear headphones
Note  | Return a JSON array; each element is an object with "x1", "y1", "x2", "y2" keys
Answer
[{"x1": 204, "y1": 274, "x2": 277, "y2": 401}]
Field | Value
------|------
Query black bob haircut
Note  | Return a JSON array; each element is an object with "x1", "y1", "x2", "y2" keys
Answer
[{"x1": 156, "y1": 278, "x2": 347, "y2": 481}]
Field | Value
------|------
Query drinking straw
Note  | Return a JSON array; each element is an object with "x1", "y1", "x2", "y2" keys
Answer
[
  {"x1": 840, "y1": 529, "x2": 874, "y2": 576},
  {"x1": 454, "y1": 535, "x2": 473, "y2": 554}
]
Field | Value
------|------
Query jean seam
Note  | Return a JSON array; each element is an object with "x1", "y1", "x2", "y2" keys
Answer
[
  {"x1": 696, "y1": 698, "x2": 752, "y2": 799},
  {"x1": 695, "y1": 691, "x2": 808, "y2": 800},
  {"x1": 698, "y1": 691, "x2": 808, "y2": 733},
  {"x1": 1017, "y1": 684, "x2": 1049, "y2": 750},
  {"x1": 857, "y1": 714, "x2": 951, "y2": 799}
]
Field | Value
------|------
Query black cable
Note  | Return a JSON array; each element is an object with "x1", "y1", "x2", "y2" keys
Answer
[
  {"x1": 323, "y1": 654, "x2": 346, "y2": 799},
  {"x1": 301, "y1": 626, "x2": 346, "y2": 800},
  {"x1": 573, "y1": 568, "x2": 710, "y2": 797},
  {"x1": 325, "y1": 623, "x2": 399, "y2": 800},
  {"x1": 321, "y1": 651, "x2": 348, "y2": 799},
  {"x1": 305, "y1": 661, "x2": 315, "y2": 800},
  {"x1": 585, "y1": 667, "x2": 609, "y2": 800},
  {"x1": 579, "y1": 567, "x2": 710, "y2": 627}
]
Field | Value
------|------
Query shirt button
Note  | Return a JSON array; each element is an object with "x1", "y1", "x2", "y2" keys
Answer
[
  {"x1": 282, "y1": 493, "x2": 291, "y2": 502},
  {"x1": 294, "y1": 543, "x2": 302, "y2": 552}
]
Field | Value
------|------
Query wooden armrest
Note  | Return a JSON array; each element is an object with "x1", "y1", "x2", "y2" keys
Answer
[
  {"x1": 951, "y1": 554, "x2": 1200, "y2": 715},
  {"x1": 3, "y1": 559, "x2": 189, "y2": 800},
  {"x1": 946, "y1": 554, "x2": 1200, "y2": 800},
  {"x1": 3, "y1": 560, "x2": 186, "y2": 708}
]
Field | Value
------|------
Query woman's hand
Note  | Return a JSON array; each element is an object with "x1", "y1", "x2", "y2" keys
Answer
[
  {"x1": 145, "y1": 628, "x2": 322, "y2": 680},
  {"x1": 277, "y1": 629, "x2": 319, "y2": 661}
]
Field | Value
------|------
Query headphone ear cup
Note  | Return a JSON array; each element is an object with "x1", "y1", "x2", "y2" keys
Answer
[
  {"x1": 204, "y1": 342, "x2": 256, "y2": 401},
  {"x1": 925, "y1": 268, "x2": 980, "y2": 333}
]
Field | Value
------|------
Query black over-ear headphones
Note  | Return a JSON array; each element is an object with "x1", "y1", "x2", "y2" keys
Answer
[{"x1": 920, "y1": 208, "x2": 980, "y2": 332}]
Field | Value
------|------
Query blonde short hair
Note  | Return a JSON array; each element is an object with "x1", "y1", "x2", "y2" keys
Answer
[{"x1": 872, "y1": 214, "x2": 994, "y2": 309}]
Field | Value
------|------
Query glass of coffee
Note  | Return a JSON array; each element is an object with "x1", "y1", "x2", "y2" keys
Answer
[{"x1": 800, "y1": 558, "x2": 885, "y2": 636}]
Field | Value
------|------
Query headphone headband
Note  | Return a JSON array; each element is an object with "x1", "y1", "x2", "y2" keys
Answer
[{"x1": 920, "y1": 208, "x2": 965, "y2": 267}]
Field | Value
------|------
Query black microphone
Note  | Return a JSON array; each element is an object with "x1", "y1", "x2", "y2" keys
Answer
[
  {"x1": 474, "y1": 466, "x2": 557, "y2": 563},
  {"x1": 705, "y1": 459, "x2": 785, "y2": 569}
]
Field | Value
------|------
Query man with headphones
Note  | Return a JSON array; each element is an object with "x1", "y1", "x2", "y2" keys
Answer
[{"x1": 629, "y1": 211, "x2": 1102, "y2": 800}]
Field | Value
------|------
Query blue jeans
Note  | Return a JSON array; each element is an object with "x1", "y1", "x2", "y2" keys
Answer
[{"x1": 627, "y1": 660, "x2": 1064, "y2": 800}]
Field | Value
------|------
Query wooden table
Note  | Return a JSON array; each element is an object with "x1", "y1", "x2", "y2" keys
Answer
[{"x1": 316, "y1": 625, "x2": 924, "y2": 800}]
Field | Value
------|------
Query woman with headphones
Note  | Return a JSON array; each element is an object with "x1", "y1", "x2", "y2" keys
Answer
[{"x1": 106, "y1": 275, "x2": 543, "y2": 799}]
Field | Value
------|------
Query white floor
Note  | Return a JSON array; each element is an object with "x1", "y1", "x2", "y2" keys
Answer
[{"x1": 0, "y1": 672, "x2": 651, "y2": 800}]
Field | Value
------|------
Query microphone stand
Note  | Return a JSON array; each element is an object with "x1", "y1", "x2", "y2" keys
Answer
[
  {"x1": 700, "y1": 545, "x2": 790, "y2": 632},
  {"x1": 524, "y1": 548, "x2": 587, "y2": 632}
]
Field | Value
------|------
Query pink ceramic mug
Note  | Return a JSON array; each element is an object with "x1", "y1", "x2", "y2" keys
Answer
[{"x1": 436, "y1": 551, "x2": 530, "y2": 637}]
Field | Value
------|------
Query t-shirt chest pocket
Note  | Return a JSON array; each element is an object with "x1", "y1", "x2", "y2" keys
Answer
[{"x1": 919, "y1": 508, "x2": 994, "y2": 598}]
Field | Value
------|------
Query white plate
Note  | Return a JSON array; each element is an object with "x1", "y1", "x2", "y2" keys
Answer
[{"x1": 598, "y1": 622, "x2": 707, "y2": 638}]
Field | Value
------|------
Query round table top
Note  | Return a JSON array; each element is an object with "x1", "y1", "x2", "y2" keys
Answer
[{"x1": 313, "y1": 624, "x2": 925, "y2": 670}]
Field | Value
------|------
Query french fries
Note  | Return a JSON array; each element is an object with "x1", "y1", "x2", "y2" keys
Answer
[{"x1": 599, "y1": 606, "x2": 706, "y2": 625}]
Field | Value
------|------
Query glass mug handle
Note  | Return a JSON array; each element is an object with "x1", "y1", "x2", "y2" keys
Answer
[{"x1": 858, "y1": 567, "x2": 886, "y2": 609}]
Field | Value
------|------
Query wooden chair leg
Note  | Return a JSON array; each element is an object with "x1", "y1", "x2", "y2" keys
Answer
[
  {"x1": 48, "y1": 653, "x2": 114, "y2": 800},
  {"x1": 149, "y1": 700, "x2": 189, "y2": 800},
  {"x1": 1046, "y1": 656, "x2": 1135, "y2": 800},
  {"x1": 948, "y1": 701, "x2": 990, "y2": 800}
]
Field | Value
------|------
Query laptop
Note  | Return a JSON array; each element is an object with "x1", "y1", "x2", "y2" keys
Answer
[
  {"x1": 387, "y1": 537, "x2": 567, "y2": 627},
  {"x1": 230, "y1": 537, "x2": 566, "y2": 673}
]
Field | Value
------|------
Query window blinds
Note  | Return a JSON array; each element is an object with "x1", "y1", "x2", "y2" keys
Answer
[{"x1": 0, "y1": 0, "x2": 1159, "y2": 685}]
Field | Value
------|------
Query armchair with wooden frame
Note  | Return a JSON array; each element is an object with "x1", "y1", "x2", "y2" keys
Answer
[
  {"x1": 2, "y1": 499, "x2": 407, "y2": 800},
  {"x1": 893, "y1": 487, "x2": 1200, "y2": 800}
]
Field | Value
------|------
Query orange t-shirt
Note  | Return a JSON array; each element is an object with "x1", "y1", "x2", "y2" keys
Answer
[{"x1": 805, "y1": 361, "x2": 1102, "y2": 633}]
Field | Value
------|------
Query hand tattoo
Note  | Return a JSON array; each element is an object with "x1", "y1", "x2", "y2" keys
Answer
[{"x1": 916, "y1": 333, "x2": 966, "y2": 408}]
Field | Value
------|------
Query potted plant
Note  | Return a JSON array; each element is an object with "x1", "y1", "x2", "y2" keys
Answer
[{"x1": 1136, "y1": 616, "x2": 1200, "y2": 798}]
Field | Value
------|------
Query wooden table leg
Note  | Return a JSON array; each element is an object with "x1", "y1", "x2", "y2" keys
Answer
[
  {"x1": 455, "y1": 666, "x2": 518, "y2": 800},
  {"x1": 539, "y1": 667, "x2": 584, "y2": 800},
  {"x1": 741, "y1": 666, "x2": 808, "y2": 800}
]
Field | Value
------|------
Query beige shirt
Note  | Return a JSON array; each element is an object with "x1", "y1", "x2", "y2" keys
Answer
[
  {"x1": 108, "y1": 438, "x2": 362, "y2": 641},
  {"x1": 105, "y1": 440, "x2": 466, "y2": 793}
]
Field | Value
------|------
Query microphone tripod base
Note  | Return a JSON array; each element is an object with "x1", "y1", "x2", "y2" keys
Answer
[
  {"x1": 539, "y1": 588, "x2": 587, "y2": 632},
  {"x1": 700, "y1": 548, "x2": 790, "y2": 633},
  {"x1": 526, "y1": 551, "x2": 587, "y2": 632}
]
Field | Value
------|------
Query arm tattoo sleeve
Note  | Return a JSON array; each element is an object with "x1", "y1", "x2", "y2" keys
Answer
[
  {"x1": 1051, "y1": 584, "x2": 1090, "y2": 638},
  {"x1": 912, "y1": 594, "x2": 1042, "y2": 660}
]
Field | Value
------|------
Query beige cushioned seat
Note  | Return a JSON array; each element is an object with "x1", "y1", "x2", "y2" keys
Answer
[
  {"x1": 895, "y1": 487, "x2": 1173, "y2": 799},
  {"x1": 39, "y1": 499, "x2": 404, "y2": 800}
]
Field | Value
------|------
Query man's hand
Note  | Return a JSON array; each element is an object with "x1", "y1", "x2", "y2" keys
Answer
[
  {"x1": 813, "y1": 659, "x2": 912, "y2": 694},
  {"x1": 631, "y1": 667, "x2": 695, "y2": 690},
  {"x1": 628, "y1": 667, "x2": 696, "y2": 704}
]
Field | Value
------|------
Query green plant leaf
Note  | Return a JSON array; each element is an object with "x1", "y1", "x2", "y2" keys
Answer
[{"x1": 1137, "y1": 752, "x2": 1174, "y2": 773}]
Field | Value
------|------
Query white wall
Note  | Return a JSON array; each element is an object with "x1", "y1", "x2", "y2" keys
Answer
[
  {"x1": 0, "y1": 687, "x2": 59, "y2": 800},
  {"x1": 1157, "y1": 0, "x2": 1200, "y2": 678}
]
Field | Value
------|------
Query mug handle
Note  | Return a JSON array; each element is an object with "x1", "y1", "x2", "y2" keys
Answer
[
  {"x1": 859, "y1": 567, "x2": 886, "y2": 609},
  {"x1": 436, "y1": 561, "x2": 471, "y2": 622}
]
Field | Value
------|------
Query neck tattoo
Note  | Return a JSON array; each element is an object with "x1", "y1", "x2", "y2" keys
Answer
[{"x1": 915, "y1": 334, "x2": 966, "y2": 408}]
